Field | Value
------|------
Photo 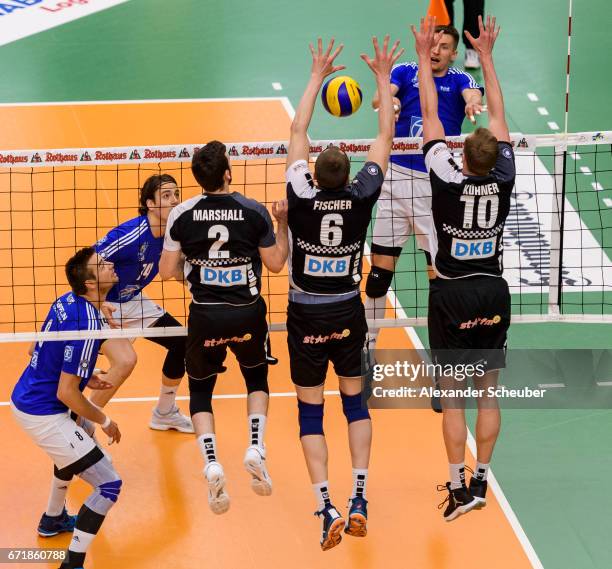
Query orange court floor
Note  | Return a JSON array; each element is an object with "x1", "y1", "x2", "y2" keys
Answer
[{"x1": 0, "y1": 100, "x2": 534, "y2": 569}]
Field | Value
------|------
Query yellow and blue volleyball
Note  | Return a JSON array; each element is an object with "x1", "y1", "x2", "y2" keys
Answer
[{"x1": 321, "y1": 76, "x2": 362, "y2": 117}]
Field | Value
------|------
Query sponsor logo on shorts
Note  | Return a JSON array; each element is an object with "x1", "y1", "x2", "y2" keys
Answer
[
  {"x1": 451, "y1": 237, "x2": 496, "y2": 260},
  {"x1": 459, "y1": 315, "x2": 502, "y2": 329},
  {"x1": 304, "y1": 254, "x2": 351, "y2": 277},
  {"x1": 203, "y1": 333, "x2": 252, "y2": 348},
  {"x1": 64, "y1": 345, "x2": 74, "y2": 362},
  {"x1": 200, "y1": 264, "x2": 247, "y2": 287},
  {"x1": 303, "y1": 329, "x2": 350, "y2": 344}
]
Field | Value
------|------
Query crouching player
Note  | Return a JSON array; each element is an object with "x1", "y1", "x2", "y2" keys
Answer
[{"x1": 11, "y1": 248, "x2": 123, "y2": 569}]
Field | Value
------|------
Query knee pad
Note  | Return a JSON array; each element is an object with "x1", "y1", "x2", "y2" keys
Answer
[
  {"x1": 340, "y1": 391, "x2": 371, "y2": 424},
  {"x1": 297, "y1": 399, "x2": 324, "y2": 437},
  {"x1": 79, "y1": 457, "x2": 122, "y2": 518},
  {"x1": 161, "y1": 341, "x2": 186, "y2": 379},
  {"x1": 365, "y1": 266, "x2": 394, "y2": 299},
  {"x1": 240, "y1": 364, "x2": 269, "y2": 395},
  {"x1": 188, "y1": 375, "x2": 217, "y2": 415}
]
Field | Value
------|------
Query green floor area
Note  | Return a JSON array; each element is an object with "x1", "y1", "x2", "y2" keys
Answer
[{"x1": 1, "y1": 1, "x2": 611, "y2": 567}]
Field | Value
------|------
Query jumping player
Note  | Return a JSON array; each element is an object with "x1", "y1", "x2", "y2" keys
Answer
[
  {"x1": 413, "y1": 14, "x2": 513, "y2": 521},
  {"x1": 11, "y1": 248, "x2": 123, "y2": 569},
  {"x1": 159, "y1": 142, "x2": 288, "y2": 514},
  {"x1": 285, "y1": 36, "x2": 402, "y2": 549},
  {"x1": 365, "y1": 24, "x2": 483, "y2": 351},
  {"x1": 92, "y1": 174, "x2": 193, "y2": 434}
]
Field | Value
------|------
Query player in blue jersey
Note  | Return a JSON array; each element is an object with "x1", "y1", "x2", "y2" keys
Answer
[
  {"x1": 91, "y1": 174, "x2": 193, "y2": 433},
  {"x1": 365, "y1": 24, "x2": 484, "y2": 350},
  {"x1": 11, "y1": 248, "x2": 123, "y2": 569}
]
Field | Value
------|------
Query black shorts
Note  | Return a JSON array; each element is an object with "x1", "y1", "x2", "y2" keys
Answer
[
  {"x1": 287, "y1": 295, "x2": 368, "y2": 388},
  {"x1": 428, "y1": 276, "x2": 510, "y2": 371},
  {"x1": 186, "y1": 297, "x2": 270, "y2": 380}
]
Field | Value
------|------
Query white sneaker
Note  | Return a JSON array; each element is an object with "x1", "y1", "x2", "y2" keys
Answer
[
  {"x1": 204, "y1": 462, "x2": 230, "y2": 514},
  {"x1": 465, "y1": 49, "x2": 480, "y2": 69},
  {"x1": 149, "y1": 406, "x2": 194, "y2": 433},
  {"x1": 243, "y1": 445, "x2": 273, "y2": 496}
]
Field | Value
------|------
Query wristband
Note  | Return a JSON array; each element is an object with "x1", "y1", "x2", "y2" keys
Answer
[{"x1": 100, "y1": 416, "x2": 111, "y2": 429}]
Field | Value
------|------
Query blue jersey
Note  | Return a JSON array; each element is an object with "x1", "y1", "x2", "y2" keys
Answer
[
  {"x1": 12, "y1": 293, "x2": 103, "y2": 416},
  {"x1": 94, "y1": 216, "x2": 163, "y2": 303},
  {"x1": 390, "y1": 62, "x2": 483, "y2": 172}
]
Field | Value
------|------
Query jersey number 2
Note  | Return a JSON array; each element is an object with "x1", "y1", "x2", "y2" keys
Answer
[
  {"x1": 208, "y1": 225, "x2": 230, "y2": 258},
  {"x1": 459, "y1": 195, "x2": 499, "y2": 229}
]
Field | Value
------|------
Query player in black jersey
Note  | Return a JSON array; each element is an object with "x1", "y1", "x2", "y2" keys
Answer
[
  {"x1": 286, "y1": 36, "x2": 403, "y2": 550},
  {"x1": 158, "y1": 140, "x2": 288, "y2": 515},
  {"x1": 414, "y1": 15, "x2": 513, "y2": 521}
]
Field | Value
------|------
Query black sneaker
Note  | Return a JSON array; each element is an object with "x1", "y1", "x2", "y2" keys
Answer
[
  {"x1": 38, "y1": 507, "x2": 77, "y2": 537},
  {"x1": 469, "y1": 476, "x2": 488, "y2": 509},
  {"x1": 315, "y1": 503, "x2": 345, "y2": 551},
  {"x1": 344, "y1": 496, "x2": 368, "y2": 537},
  {"x1": 437, "y1": 482, "x2": 477, "y2": 522}
]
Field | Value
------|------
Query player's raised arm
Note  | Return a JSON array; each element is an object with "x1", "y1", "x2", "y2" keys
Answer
[
  {"x1": 411, "y1": 17, "x2": 445, "y2": 144},
  {"x1": 361, "y1": 35, "x2": 404, "y2": 173},
  {"x1": 465, "y1": 15, "x2": 509, "y2": 142},
  {"x1": 287, "y1": 39, "x2": 345, "y2": 167}
]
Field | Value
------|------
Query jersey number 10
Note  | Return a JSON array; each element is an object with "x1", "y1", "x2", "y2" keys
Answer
[{"x1": 459, "y1": 195, "x2": 499, "y2": 229}]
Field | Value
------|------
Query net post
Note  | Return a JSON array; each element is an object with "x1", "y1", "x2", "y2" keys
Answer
[{"x1": 548, "y1": 142, "x2": 568, "y2": 316}]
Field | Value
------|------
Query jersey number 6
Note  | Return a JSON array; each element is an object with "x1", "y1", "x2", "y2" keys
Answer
[{"x1": 320, "y1": 213, "x2": 343, "y2": 246}]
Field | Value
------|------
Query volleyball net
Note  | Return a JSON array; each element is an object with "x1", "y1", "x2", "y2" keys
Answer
[{"x1": 0, "y1": 131, "x2": 610, "y2": 342}]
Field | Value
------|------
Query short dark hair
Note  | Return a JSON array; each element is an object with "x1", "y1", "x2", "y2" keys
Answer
[
  {"x1": 314, "y1": 146, "x2": 350, "y2": 190},
  {"x1": 192, "y1": 141, "x2": 230, "y2": 192},
  {"x1": 464, "y1": 127, "x2": 499, "y2": 175},
  {"x1": 65, "y1": 247, "x2": 96, "y2": 296},
  {"x1": 435, "y1": 24, "x2": 460, "y2": 49},
  {"x1": 138, "y1": 174, "x2": 178, "y2": 216}
]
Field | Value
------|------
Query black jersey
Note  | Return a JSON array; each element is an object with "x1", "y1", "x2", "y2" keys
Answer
[
  {"x1": 424, "y1": 139, "x2": 515, "y2": 279},
  {"x1": 286, "y1": 159, "x2": 383, "y2": 295},
  {"x1": 164, "y1": 192, "x2": 276, "y2": 306}
]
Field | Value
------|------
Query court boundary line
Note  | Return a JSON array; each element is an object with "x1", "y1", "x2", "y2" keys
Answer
[
  {"x1": 0, "y1": 97, "x2": 293, "y2": 108},
  {"x1": 0, "y1": 391, "x2": 341, "y2": 407}
]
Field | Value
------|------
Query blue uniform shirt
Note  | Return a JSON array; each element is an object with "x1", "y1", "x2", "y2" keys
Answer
[
  {"x1": 94, "y1": 216, "x2": 163, "y2": 303},
  {"x1": 390, "y1": 62, "x2": 483, "y2": 172},
  {"x1": 12, "y1": 293, "x2": 103, "y2": 416}
]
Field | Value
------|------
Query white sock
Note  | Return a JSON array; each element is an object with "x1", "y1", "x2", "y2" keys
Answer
[
  {"x1": 364, "y1": 295, "x2": 386, "y2": 347},
  {"x1": 449, "y1": 463, "x2": 466, "y2": 490},
  {"x1": 198, "y1": 433, "x2": 218, "y2": 466},
  {"x1": 46, "y1": 476, "x2": 70, "y2": 516},
  {"x1": 474, "y1": 462, "x2": 490, "y2": 481},
  {"x1": 351, "y1": 468, "x2": 368, "y2": 500},
  {"x1": 68, "y1": 528, "x2": 96, "y2": 553},
  {"x1": 312, "y1": 481, "x2": 332, "y2": 511},
  {"x1": 248, "y1": 414, "x2": 266, "y2": 449},
  {"x1": 156, "y1": 384, "x2": 178, "y2": 415}
]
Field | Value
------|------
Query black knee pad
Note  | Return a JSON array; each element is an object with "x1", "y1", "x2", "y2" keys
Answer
[
  {"x1": 161, "y1": 343, "x2": 186, "y2": 379},
  {"x1": 240, "y1": 364, "x2": 269, "y2": 395},
  {"x1": 365, "y1": 266, "x2": 394, "y2": 298},
  {"x1": 149, "y1": 313, "x2": 187, "y2": 379},
  {"x1": 188, "y1": 375, "x2": 217, "y2": 415}
]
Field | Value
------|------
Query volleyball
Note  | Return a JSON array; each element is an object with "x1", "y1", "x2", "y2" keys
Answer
[{"x1": 321, "y1": 75, "x2": 363, "y2": 117}]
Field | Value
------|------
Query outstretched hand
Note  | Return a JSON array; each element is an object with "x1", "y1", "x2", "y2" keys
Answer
[
  {"x1": 465, "y1": 15, "x2": 501, "y2": 56},
  {"x1": 411, "y1": 16, "x2": 444, "y2": 58},
  {"x1": 360, "y1": 35, "x2": 404, "y2": 78},
  {"x1": 309, "y1": 38, "x2": 345, "y2": 80}
]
